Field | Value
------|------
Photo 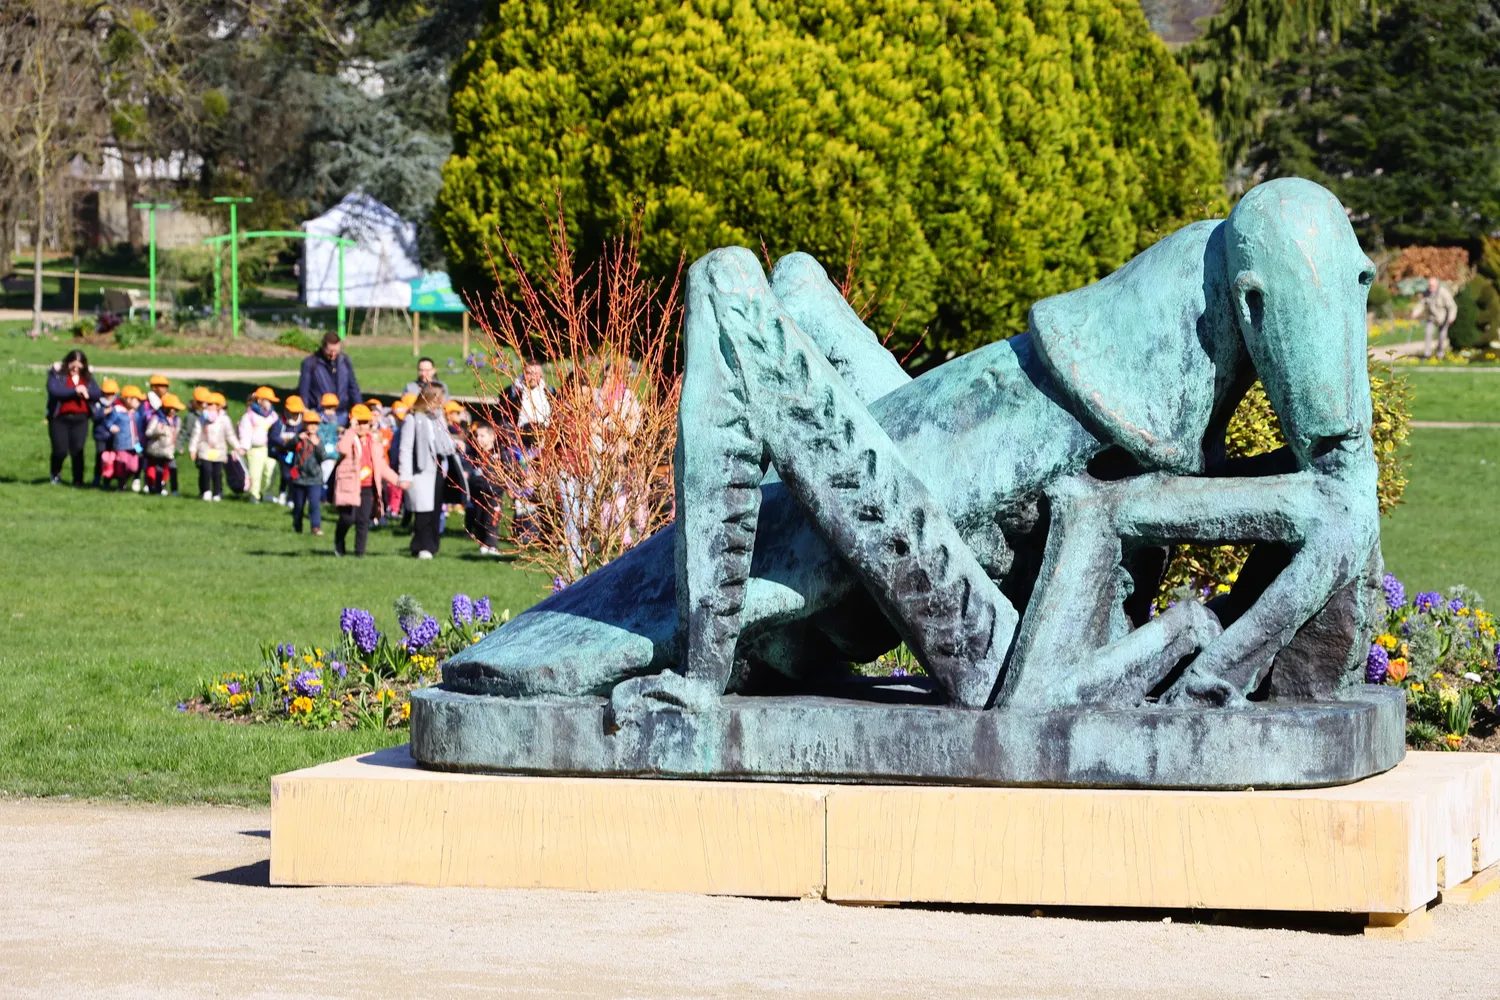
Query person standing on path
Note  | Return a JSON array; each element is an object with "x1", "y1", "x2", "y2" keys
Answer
[
  {"x1": 46, "y1": 350, "x2": 101, "y2": 486},
  {"x1": 403, "y1": 357, "x2": 448, "y2": 401},
  {"x1": 398, "y1": 385, "x2": 458, "y2": 559},
  {"x1": 333, "y1": 404, "x2": 398, "y2": 557},
  {"x1": 237, "y1": 386, "x2": 282, "y2": 503},
  {"x1": 1413, "y1": 276, "x2": 1459, "y2": 359},
  {"x1": 296, "y1": 331, "x2": 361, "y2": 424}
]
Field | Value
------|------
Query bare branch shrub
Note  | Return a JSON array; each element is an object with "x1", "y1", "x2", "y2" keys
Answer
[{"x1": 471, "y1": 209, "x2": 681, "y2": 585}]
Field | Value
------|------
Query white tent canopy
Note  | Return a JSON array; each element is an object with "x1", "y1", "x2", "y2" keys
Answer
[{"x1": 302, "y1": 192, "x2": 420, "y2": 309}]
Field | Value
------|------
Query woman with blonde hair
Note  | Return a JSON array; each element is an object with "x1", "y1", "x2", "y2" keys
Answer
[{"x1": 398, "y1": 384, "x2": 457, "y2": 558}]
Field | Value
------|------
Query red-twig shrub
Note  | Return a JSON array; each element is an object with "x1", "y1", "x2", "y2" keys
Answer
[{"x1": 471, "y1": 212, "x2": 682, "y2": 584}]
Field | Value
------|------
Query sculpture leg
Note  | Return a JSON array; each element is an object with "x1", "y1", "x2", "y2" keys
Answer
[
  {"x1": 620, "y1": 247, "x2": 1018, "y2": 718},
  {"x1": 999, "y1": 474, "x2": 1222, "y2": 710},
  {"x1": 1080, "y1": 446, "x2": 1378, "y2": 705}
]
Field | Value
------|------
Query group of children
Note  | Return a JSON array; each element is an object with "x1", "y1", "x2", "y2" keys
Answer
[
  {"x1": 89, "y1": 373, "x2": 513, "y2": 557},
  {"x1": 90, "y1": 374, "x2": 190, "y2": 494}
]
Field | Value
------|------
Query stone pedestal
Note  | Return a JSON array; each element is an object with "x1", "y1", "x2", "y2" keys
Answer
[
  {"x1": 410, "y1": 684, "x2": 1406, "y2": 789},
  {"x1": 272, "y1": 747, "x2": 1500, "y2": 936}
]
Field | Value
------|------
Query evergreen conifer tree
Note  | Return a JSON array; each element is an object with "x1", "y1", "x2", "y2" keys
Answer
[
  {"x1": 436, "y1": 0, "x2": 1223, "y2": 358},
  {"x1": 1251, "y1": 0, "x2": 1500, "y2": 247}
]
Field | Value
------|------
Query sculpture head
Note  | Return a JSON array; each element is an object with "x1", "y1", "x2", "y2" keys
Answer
[{"x1": 1224, "y1": 179, "x2": 1376, "y2": 468}]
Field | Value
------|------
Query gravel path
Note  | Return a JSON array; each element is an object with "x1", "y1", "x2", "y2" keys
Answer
[{"x1": 0, "y1": 797, "x2": 1493, "y2": 999}]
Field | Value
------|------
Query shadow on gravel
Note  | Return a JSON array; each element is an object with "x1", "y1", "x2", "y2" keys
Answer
[
  {"x1": 239, "y1": 829, "x2": 270, "y2": 839},
  {"x1": 197, "y1": 859, "x2": 271, "y2": 887},
  {"x1": 885, "y1": 901, "x2": 1367, "y2": 936}
]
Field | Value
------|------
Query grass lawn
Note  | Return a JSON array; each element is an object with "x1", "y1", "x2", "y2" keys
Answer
[
  {"x1": 2, "y1": 320, "x2": 1497, "y2": 804},
  {"x1": 1401, "y1": 367, "x2": 1500, "y2": 423},
  {"x1": 4, "y1": 324, "x2": 490, "y2": 399},
  {"x1": 0, "y1": 325, "x2": 546, "y2": 805}
]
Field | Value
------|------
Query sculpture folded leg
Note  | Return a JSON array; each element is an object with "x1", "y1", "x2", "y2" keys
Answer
[
  {"x1": 613, "y1": 247, "x2": 1020, "y2": 720},
  {"x1": 1001, "y1": 440, "x2": 1379, "y2": 709}
]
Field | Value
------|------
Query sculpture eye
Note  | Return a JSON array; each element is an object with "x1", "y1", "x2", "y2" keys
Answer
[{"x1": 1358, "y1": 268, "x2": 1375, "y2": 286}]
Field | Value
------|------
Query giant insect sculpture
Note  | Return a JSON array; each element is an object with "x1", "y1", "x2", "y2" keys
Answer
[{"x1": 420, "y1": 178, "x2": 1400, "y2": 788}]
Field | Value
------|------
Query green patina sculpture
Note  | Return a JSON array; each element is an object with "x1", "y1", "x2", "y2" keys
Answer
[{"x1": 416, "y1": 177, "x2": 1405, "y2": 788}]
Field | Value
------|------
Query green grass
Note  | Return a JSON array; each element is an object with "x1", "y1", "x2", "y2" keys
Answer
[
  {"x1": 1382, "y1": 427, "x2": 1500, "y2": 599},
  {"x1": 2, "y1": 321, "x2": 1496, "y2": 804},
  {"x1": 4, "y1": 324, "x2": 489, "y2": 399},
  {"x1": 0, "y1": 327, "x2": 546, "y2": 805},
  {"x1": 1402, "y1": 368, "x2": 1500, "y2": 423}
]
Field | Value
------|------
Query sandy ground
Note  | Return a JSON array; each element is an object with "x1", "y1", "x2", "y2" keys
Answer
[{"x1": 0, "y1": 798, "x2": 1494, "y2": 1000}]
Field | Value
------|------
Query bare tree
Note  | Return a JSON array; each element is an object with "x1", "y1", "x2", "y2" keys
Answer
[{"x1": 0, "y1": 2, "x2": 103, "y2": 336}]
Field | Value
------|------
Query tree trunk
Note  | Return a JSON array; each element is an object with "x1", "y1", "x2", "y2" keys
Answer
[
  {"x1": 122, "y1": 148, "x2": 143, "y2": 253},
  {"x1": 31, "y1": 175, "x2": 45, "y2": 339},
  {"x1": 0, "y1": 196, "x2": 12, "y2": 276}
]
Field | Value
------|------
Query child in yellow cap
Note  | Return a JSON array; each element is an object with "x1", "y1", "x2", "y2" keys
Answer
[
  {"x1": 188, "y1": 391, "x2": 242, "y2": 501},
  {"x1": 317, "y1": 392, "x2": 342, "y2": 483},
  {"x1": 100, "y1": 386, "x2": 146, "y2": 490},
  {"x1": 90, "y1": 378, "x2": 120, "y2": 487},
  {"x1": 287, "y1": 411, "x2": 327, "y2": 536},
  {"x1": 142, "y1": 394, "x2": 185, "y2": 495},
  {"x1": 238, "y1": 386, "x2": 282, "y2": 503},
  {"x1": 269, "y1": 395, "x2": 307, "y2": 505},
  {"x1": 332, "y1": 404, "x2": 398, "y2": 556}
]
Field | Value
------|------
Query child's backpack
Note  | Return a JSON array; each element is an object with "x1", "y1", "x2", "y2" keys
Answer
[
  {"x1": 318, "y1": 421, "x2": 340, "y2": 461},
  {"x1": 290, "y1": 439, "x2": 322, "y2": 483}
]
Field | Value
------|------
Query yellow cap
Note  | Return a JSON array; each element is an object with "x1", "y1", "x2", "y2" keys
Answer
[
  {"x1": 349, "y1": 404, "x2": 373, "y2": 422},
  {"x1": 100, "y1": 378, "x2": 119, "y2": 394},
  {"x1": 208, "y1": 392, "x2": 227, "y2": 406},
  {"x1": 160, "y1": 393, "x2": 185, "y2": 410},
  {"x1": 148, "y1": 373, "x2": 170, "y2": 387},
  {"x1": 120, "y1": 384, "x2": 146, "y2": 400},
  {"x1": 251, "y1": 386, "x2": 280, "y2": 402},
  {"x1": 320, "y1": 393, "x2": 340, "y2": 408},
  {"x1": 443, "y1": 400, "x2": 463, "y2": 413},
  {"x1": 302, "y1": 410, "x2": 322, "y2": 424},
  {"x1": 192, "y1": 386, "x2": 211, "y2": 403},
  {"x1": 365, "y1": 397, "x2": 383, "y2": 407},
  {"x1": 398, "y1": 393, "x2": 418, "y2": 407},
  {"x1": 284, "y1": 395, "x2": 305, "y2": 414}
]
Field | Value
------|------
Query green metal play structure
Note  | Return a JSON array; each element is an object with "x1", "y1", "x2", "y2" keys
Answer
[{"x1": 203, "y1": 196, "x2": 356, "y2": 339}]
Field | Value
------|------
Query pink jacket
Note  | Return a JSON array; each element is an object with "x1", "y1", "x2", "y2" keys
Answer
[{"x1": 333, "y1": 427, "x2": 398, "y2": 507}]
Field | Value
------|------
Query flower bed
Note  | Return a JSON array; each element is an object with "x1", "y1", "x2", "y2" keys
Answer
[
  {"x1": 1366, "y1": 576, "x2": 1499, "y2": 750},
  {"x1": 184, "y1": 594, "x2": 508, "y2": 730}
]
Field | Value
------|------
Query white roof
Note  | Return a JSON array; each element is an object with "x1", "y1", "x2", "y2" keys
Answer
[{"x1": 302, "y1": 192, "x2": 421, "y2": 309}]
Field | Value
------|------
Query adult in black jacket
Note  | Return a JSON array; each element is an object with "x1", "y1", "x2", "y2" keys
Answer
[
  {"x1": 296, "y1": 331, "x2": 361, "y2": 424},
  {"x1": 46, "y1": 350, "x2": 101, "y2": 486}
]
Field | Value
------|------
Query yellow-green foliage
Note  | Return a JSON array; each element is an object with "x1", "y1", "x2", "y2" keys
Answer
[
  {"x1": 1164, "y1": 360, "x2": 1412, "y2": 596},
  {"x1": 436, "y1": 0, "x2": 1225, "y2": 360}
]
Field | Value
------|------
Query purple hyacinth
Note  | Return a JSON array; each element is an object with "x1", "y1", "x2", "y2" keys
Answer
[
  {"x1": 340, "y1": 607, "x2": 361, "y2": 634},
  {"x1": 347, "y1": 609, "x2": 379, "y2": 655},
  {"x1": 275, "y1": 642, "x2": 295, "y2": 659},
  {"x1": 330, "y1": 660, "x2": 347, "y2": 679},
  {"x1": 1366, "y1": 644, "x2": 1389, "y2": 684},
  {"x1": 552, "y1": 576, "x2": 568, "y2": 594},
  {"x1": 1448, "y1": 597, "x2": 1467, "y2": 613},
  {"x1": 474, "y1": 596, "x2": 492, "y2": 623},
  {"x1": 404, "y1": 615, "x2": 440, "y2": 650},
  {"x1": 452, "y1": 593, "x2": 475, "y2": 624},
  {"x1": 1381, "y1": 573, "x2": 1405, "y2": 610},
  {"x1": 291, "y1": 670, "x2": 323, "y2": 698},
  {"x1": 1414, "y1": 591, "x2": 1442, "y2": 613}
]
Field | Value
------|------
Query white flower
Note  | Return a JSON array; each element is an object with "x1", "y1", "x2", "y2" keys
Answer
[{"x1": 1465, "y1": 672, "x2": 1482, "y2": 683}]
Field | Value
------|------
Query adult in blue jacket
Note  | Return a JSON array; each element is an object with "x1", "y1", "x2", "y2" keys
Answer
[{"x1": 296, "y1": 331, "x2": 361, "y2": 425}]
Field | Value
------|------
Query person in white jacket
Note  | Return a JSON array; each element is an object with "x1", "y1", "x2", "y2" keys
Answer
[
  {"x1": 188, "y1": 392, "x2": 243, "y2": 501},
  {"x1": 237, "y1": 386, "x2": 282, "y2": 503}
]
